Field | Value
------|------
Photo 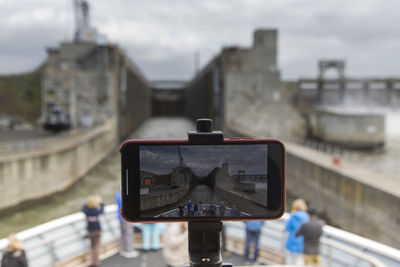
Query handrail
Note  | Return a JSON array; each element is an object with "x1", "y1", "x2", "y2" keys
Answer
[
  {"x1": 280, "y1": 214, "x2": 400, "y2": 266},
  {"x1": 321, "y1": 237, "x2": 386, "y2": 267},
  {"x1": 323, "y1": 225, "x2": 400, "y2": 262},
  {"x1": 225, "y1": 214, "x2": 399, "y2": 267},
  {"x1": 1, "y1": 205, "x2": 399, "y2": 267},
  {"x1": 226, "y1": 220, "x2": 386, "y2": 266},
  {"x1": 0, "y1": 205, "x2": 118, "y2": 267}
]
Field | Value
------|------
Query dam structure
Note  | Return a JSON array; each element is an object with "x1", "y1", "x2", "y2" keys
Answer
[
  {"x1": 296, "y1": 60, "x2": 400, "y2": 149},
  {"x1": 1, "y1": 1, "x2": 400, "y2": 264}
]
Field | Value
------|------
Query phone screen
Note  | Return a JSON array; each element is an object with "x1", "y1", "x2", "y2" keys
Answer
[{"x1": 138, "y1": 144, "x2": 271, "y2": 219}]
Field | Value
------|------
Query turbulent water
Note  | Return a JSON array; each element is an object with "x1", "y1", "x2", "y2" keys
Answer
[
  {"x1": 0, "y1": 117, "x2": 195, "y2": 238},
  {"x1": 339, "y1": 111, "x2": 400, "y2": 179}
]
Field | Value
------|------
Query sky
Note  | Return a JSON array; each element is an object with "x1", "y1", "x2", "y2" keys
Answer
[
  {"x1": 140, "y1": 144, "x2": 268, "y2": 176},
  {"x1": 1, "y1": 0, "x2": 400, "y2": 81}
]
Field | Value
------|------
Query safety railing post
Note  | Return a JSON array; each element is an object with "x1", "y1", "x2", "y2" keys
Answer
[
  {"x1": 327, "y1": 244, "x2": 332, "y2": 267},
  {"x1": 49, "y1": 240, "x2": 57, "y2": 267}
]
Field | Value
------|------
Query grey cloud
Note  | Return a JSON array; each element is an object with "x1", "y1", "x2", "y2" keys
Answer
[
  {"x1": 0, "y1": 25, "x2": 62, "y2": 73},
  {"x1": 139, "y1": 144, "x2": 268, "y2": 176},
  {"x1": 1, "y1": 0, "x2": 400, "y2": 79}
]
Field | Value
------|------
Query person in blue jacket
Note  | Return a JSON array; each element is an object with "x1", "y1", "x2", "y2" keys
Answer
[
  {"x1": 244, "y1": 220, "x2": 264, "y2": 264},
  {"x1": 284, "y1": 198, "x2": 310, "y2": 265},
  {"x1": 82, "y1": 195, "x2": 104, "y2": 267}
]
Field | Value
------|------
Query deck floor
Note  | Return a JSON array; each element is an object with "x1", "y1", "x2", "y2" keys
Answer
[{"x1": 102, "y1": 249, "x2": 266, "y2": 267}]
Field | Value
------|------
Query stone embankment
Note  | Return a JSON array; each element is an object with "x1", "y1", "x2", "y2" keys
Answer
[{"x1": 0, "y1": 120, "x2": 118, "y2": 212}]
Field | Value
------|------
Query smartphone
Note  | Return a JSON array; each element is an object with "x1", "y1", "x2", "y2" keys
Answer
[{"x1": 120, "y1": 138, "x2": 285, "y2": 222}]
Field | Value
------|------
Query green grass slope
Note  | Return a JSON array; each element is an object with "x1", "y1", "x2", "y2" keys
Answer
[{"x1": 0, "y1": 70, "x2": 42, "y2": 124}]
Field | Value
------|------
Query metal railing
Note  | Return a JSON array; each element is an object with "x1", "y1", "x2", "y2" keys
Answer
[
  {"x1": 0, "y1": 205, "x2": 119, "y2": 267},
  {"x1": 1, "y1": 206, "x2": 400, "y2": 267},
  {"x1": 225, "y1": 214, "x2": 400, "y2": 267}
]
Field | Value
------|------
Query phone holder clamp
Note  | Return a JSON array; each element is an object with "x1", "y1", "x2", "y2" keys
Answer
[{"x1": 187, "y1": 118, "x2": 224, "y2": 144}]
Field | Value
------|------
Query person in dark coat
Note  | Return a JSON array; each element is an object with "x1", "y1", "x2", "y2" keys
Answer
[
  {"x1": 1, "y1": 234, "x2": 28, "y2": 267},
  {"x1": 82, "y1": 195, "x2": 104, "y2": 267},
  {"x1": 296, "y1": 208, "x2": 324, "y2": 266},
  {"x1": 219, "y1": 201, "x2": 226, "y2": 216},
  {"x1": 178, "y1": 204, "x2": 184, "y2": 217},
  {"x1": 209, "y1": 202, "x2": 216, "y2": 217},
  {"x1": 186, "y1": 200, "x2": 192, "y2": 216},
  {"x1": 193, "y1": 203, "x2": 199, "y2": 216}
]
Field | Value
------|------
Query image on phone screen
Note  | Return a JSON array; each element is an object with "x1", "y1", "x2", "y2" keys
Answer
[{"x1": 138, "y1": 144, "x2": 269, "y2": 219}]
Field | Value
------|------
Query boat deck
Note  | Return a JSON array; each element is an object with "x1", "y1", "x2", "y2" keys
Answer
[{"x1": 102, "y1": 249, "x2": 255, "y2": 267}]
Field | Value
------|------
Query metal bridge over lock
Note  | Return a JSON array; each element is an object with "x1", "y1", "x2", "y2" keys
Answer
[{"x1": 297, "y1": 60, "x2": 400, "y2": 108}]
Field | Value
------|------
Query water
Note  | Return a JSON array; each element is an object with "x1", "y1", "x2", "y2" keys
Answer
[
  {"x1": 0, "y1": 117, "x2": 195, "y2": 238},
  {"x1": 340, "y1": 111, "x2": 400, "y2": 180}
]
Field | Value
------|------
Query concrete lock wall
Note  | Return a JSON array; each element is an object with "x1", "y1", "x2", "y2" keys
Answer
[
  {"x1": 0, "y1": 121, "x2": 117, "y2": 212},
  {"x1": 185, "y1": 29, "x2": 280, "y2": 130},
  {"x1": 140, "y1": 184, "x2": 190, "y2": 211},
  {"x1": 116, "y1": 49, "x2": 152, "y2": 139},
  {"x1": 286, "y1": 143, "x2": 400, "y2": 249},
  {"x1": 184, "y1": 61, "x2": 216, "y2": 122},
  {"x1": 43, "y1": 42, "x2": 152, "y2": 141}
]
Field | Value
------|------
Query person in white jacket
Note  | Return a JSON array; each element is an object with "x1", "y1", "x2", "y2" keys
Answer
[{"x1": 162, "y1": 222, "x2": 189, "y2": 267}]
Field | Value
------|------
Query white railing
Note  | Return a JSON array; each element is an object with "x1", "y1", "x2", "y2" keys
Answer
[
  {"x1": 225, "y1": 214, "x2": 400, "y2": 267},
  {"x1": 1, "y1": 206, "x2": 400, "y2": 267},
  {"x1": 0, "y1": 205, "x2": 119, "y2": 267}
]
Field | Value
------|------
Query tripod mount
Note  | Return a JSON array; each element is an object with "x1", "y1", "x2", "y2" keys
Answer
[{"x1": 187, "y1": 119, "x2": 232, "y2": 267}]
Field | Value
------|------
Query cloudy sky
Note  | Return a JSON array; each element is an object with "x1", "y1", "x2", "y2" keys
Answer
[
  {"x1": 140, "y1": 144, "x2": 268, "y2": 176},
  {"x1": 1, "y1": 0, "x2": 400, "y2": 80}
]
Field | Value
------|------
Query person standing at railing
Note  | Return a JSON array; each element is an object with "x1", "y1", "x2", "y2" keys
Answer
[
  {"x1": 284, "y1": 198, "x2": 310, "y2": 265},
  {"x1": 230, "y1": 204, "x2": 237, "y2": 216},
  {"x1": 82, "y1": 195, "x2": 104, "y2": 267},
  {"x1": 1, "y1": 234, "x2": 28, "y2": 267},
  {"x1": 186, "y1": 200, "x2": 192, "y2": 216},
  {"x1": 115, "y1": 192, "x2": 139, "y2": 258},
  {"x1": 162, "y1": 222, "x2": 189, "y2": 267},
  {"x1": 142, "y1": 223, "x2": 162, "y2": 252},
  {"x1": 219, "y1": 201, "x2": 226, "y2": 216},
  {"x1": 193, "y1": 202, "x2": 200, "y2": 216},
  {"x1": 244, "y1": 220, "x2": 264, "y2": 265},
  {"x1": 296, "y1": 208, "x2": 324, "y2": 267}
]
